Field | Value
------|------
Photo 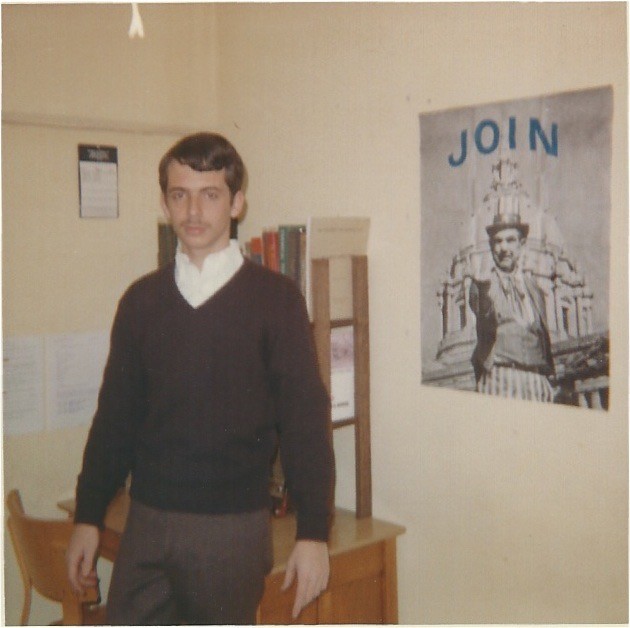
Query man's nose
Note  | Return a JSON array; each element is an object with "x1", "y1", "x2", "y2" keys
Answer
[{"x1": 187, "y1": 194, "x2": 201, "y2": 218}]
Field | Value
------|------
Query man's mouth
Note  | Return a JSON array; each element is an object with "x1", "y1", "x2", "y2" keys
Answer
[{"x1": 184, "y1": 224, "x2": 205, "y2": 235}]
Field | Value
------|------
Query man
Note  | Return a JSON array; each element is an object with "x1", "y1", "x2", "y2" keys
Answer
[
  {"x1": 469, "y1": 208, "x2": 555, "y2": 402},
  {"x1": 66, "y1": 132, "x2": 334, "y2": 624}
]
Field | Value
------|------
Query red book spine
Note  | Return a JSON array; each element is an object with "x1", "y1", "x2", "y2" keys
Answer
[
  {"x1": 249, "y1": 236, "x2": 263, "y2": 264},
  {"x1": 262, "y1": 229, "x2": 280, "y2": 272}
]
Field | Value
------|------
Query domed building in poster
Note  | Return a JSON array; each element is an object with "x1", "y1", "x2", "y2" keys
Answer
[{"x1": 422, "y1": 159, "x2": 609, "y2": 409}]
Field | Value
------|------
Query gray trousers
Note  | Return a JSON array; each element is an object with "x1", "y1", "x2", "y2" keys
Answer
[{"x1": 107, "y1": 500, "x2": 273, "y2": 625}]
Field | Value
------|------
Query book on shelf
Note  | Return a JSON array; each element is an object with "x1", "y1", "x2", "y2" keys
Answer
[
  {"x1": 230, "y1": 217, "x2": 238, "y2": 240},
  {"x1": 245, "y1": 224, "x2": 307, "y2": 293},
  {"x1": 157, "y1": 222, "x2": 178, "y2": 268},
  {"x1": 262, "y1": 228, "x2": 280, "y2": 272},
  {"x1": 249, "y1": 236, "x2": 263, "y2": 265},
  {"x1": 243, "y1": 217, "x2": 370, "y2": 320},
  {"x1": 278, "y1": 225, "x2": 306, "y2": 290}
]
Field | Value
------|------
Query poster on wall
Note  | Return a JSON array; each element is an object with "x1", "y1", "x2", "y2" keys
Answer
[{"x1": 420, "y1": 87, "x2": 612, "y2": 410}]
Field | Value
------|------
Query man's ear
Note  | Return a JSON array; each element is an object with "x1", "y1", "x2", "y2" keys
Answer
[{"x1": 231, "y1": 191, "x2": 245, "y2": 220}]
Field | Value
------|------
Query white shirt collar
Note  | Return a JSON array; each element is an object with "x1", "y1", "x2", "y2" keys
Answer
[{"x1": 174, "y1": 240, "x2": 244, "y2": 308}]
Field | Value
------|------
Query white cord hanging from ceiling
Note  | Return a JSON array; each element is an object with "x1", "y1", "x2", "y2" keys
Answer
[{"x1": 128, "y1": 3, "x2": 145, "y2": 39}]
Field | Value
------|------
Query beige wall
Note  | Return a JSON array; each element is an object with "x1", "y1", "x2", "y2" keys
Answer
[
  {"x1": 3, "y1": 3, "x2": 627, "y2": 624},
  {"x1": 214, "y1": 4, "x2": 628, "y2": 623},
  {"x1": 2, "y1": 4, "x2": 219, "y2": 624}
]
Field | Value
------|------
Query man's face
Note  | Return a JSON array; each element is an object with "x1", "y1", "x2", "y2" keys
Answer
[
  {"x1": 161, "y1": 162, "x2": 243, "y2": 268},
  {"x1": 490, "y1": 227, "x2": 524, "y2": 273}
]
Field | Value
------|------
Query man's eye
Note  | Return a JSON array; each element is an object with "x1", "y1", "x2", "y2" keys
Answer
[
  {"x1": 169, "y1": 191, "x2": 185, "y2": 201},
  {"x1": 204, "y1": 190, "x2": 218, "y2": 200}
]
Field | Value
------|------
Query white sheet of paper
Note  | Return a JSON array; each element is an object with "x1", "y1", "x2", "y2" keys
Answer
[
  {"x1": 45, "y1": 330, "x2": 109, "y2": 430},
  {"x1": 3, "y1": 335, "x2": 46, "y2": 435},
  {"x1": 330, "y1": 325, "x2": 355, "y2": 422},
  {"x1": 79, "y1": 160, "x2": 118, "y2": 218}
]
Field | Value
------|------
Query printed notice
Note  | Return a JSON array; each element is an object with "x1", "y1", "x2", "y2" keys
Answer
[
  {"x1": 331, "y1": 325, "x2": 355, "y2": 422},
  {"x1": 3, "y1": 336, "x2": 46, "y2": 435},
  {"x1": 79, "y1": 144, "x2": 119, "y2": 218},
  {"x1": 45, "y1": 331, "x2": 109, "y2": 430}
]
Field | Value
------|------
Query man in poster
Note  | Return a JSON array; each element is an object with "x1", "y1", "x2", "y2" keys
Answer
[{"x1": 469, "y1": 207, "x2": 555, "y2": 402}]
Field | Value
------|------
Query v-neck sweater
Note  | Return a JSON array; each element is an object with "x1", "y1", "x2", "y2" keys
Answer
[{"x1": 75, "y1": 260, "x2": 334, "y2": 541}]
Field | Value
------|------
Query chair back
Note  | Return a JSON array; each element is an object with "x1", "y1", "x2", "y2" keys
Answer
[{"x1": 6, "y1": 489, "x2": 101, "y2": 625}]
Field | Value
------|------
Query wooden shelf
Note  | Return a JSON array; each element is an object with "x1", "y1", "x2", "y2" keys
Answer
[{"x1": 311, "y1": 256, "x2": 372, "y2": 518}]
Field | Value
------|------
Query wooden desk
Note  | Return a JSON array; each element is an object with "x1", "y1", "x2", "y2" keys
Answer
[{"x1": 59, "y1": 492, "x2": 405, "y2": 624}]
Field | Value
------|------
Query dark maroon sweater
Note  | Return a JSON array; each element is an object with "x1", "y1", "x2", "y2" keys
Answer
[{"x1": 75, "y1": 260, "x2": 334, "y2": 541}]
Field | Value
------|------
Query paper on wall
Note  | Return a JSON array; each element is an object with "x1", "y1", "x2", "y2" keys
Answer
[
  {"x1": 3, "y1": 335, "x2": 46, "y2": 435},
  {"x1": 45, "y1": 331, "x2": 109, "y2": 430}
]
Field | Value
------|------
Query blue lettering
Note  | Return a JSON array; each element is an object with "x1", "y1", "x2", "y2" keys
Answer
[
  {"x1": 508, "y1": 116, "x2": 516, "y2": 150},
  {"x1": 529, "y1": 118, "x2": 558, "y2": 156},
  {"x1": 448, "y1": 117, "x2": 558, "y2": 167},
  {"x1": 448, "y1": 130, "x2": 467, "y2": 167},
  {"x1": 474, "y1": 120, "x2": 500, "y2": 155}
]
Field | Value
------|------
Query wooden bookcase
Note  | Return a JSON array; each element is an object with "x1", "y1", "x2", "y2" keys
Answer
[{"x1": 311, "y1": 255, "x2": 372, "y2": 518}]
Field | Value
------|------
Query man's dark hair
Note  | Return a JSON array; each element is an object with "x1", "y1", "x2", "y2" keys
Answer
[{"x1": 159, "y1": 132, "x2": 245, "y2": 199}]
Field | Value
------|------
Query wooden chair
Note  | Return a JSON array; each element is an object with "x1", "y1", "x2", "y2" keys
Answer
[{"x1": 6, "y1": 490, "x2": 106, "y2": 625}]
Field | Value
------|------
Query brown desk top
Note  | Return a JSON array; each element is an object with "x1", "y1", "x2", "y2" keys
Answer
[{"x1": 58, "y1": 491, "x2": 405, "y2": 574}]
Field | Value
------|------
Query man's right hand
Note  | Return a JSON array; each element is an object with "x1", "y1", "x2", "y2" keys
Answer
[{"x1": 66, "y1": 523, "x2": 100, "y2": 595}]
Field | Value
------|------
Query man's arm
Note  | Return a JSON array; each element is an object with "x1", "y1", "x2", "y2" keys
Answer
[
  {"x1": 67, "y1": 289, "x2": 144, "y2": 597},
  {"x1": 66, "y1": 523, "x2": 100, "y2": 595},
  {"x1": 74, "y1": 285, "x2": 146, "y2": 527},
  {"x1": 268, "y1": 277, "x2": 335, "y2": 617},
  {"x1": 469, "y1": 276, "x2": 494, "y2": 320},
  {"x1": 282, "y1": 540, "x2": 330, "y2": 618}
]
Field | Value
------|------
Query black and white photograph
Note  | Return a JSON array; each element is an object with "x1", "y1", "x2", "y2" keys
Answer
[{"x1": 420, "y1": 87, "x2": 612, "y2": 409}]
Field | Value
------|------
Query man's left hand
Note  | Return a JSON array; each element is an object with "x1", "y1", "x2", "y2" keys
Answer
[{"x1": 281, "y1": 539, "x2": 330, "y2": 619}]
